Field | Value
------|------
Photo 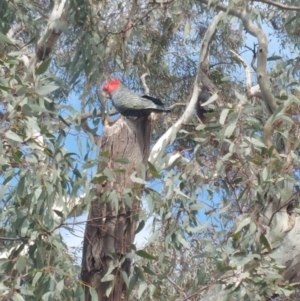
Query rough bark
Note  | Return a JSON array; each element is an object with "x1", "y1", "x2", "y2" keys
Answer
[{"x1": 81, "y1": 116, "x2": 152, "y2": 301}]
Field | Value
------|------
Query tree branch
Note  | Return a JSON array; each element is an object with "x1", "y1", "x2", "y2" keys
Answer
[
  {"x1": 244, "y1": 43, "x2": 257, "y2": 72},
  {"x1": 34, "y1": 0, "x2": 68, "y2": 63},
  {"x1": 230, "y1": 50, "x2": 252, "y2": 94},
  {"x1": 0, "y1": 236, "x2": 25, "y2": 241},
  {"x1": 169, "y1": 103, "x2": 186, "y2": 109},
  {"x1": 149, "y1": 12, "x2": 225, "y2": 167},
  {"x1": 252, "y1": 0, "x2": 300, "y2": 11},
  {"x1": 140, "y1": 72, "x2": 150, "y2": 95},
  {"x1": 229, "y1": 49, "x2": 261, "y2": 99},
  {"x1": 199, "y1": 0, "x2": 284, "y2": 160},
  {"x1": 200, "y1": 0, "x2": 277, "y2": 113}
]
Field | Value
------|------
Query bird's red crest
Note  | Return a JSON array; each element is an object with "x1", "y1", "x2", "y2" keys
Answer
[{"x1": 102, "y1": 78, "x2": 121, "y2": 93}]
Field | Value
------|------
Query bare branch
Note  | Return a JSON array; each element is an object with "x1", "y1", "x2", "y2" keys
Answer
[
  {"x1": 229, "y1": 50, "x2": 261, "y2": 99},
  {"x1": 252, "y1": 0, "x2": 300, "y2": 11},
  {"x1": 34, "y1": 0, "x2": 68, "y2": 63},
  {"x1": 149, "y1": 12, "x2": 225, "y2": 167},
  {"x1": 169, "y1": 103, "x2": 186, "y2": 109},
  {"x1": 200, "y1": 1, "x2": 288, "y2": 161},
  {"x1": 0, "y1": 236, "x2": 25, "y2": 241},
  {"x1": 167, "y1": 276, "x2": 188, "y2": 299},
  {"x1": 200, "y1": 0, "x2": 277, "y2": 113},
  {"x1": 230, "y1": 50, "x2": 252, "y2": 94},
  {"x1": 244, "y1": 43, "x2": 257, "y2": 71},
  {"x1": 149, "y1": 79, "x2": 199, "y2": 166},
  {"x1": 140, "y1": 73, "x2": 150, "y2": 95}
]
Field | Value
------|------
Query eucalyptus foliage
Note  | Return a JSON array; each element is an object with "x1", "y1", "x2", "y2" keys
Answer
[{"x1": 1, "y1": 0, "x2": 300, "y2": 300}]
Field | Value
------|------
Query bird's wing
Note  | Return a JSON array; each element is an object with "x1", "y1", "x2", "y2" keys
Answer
[{"x1": 141, "y1": 95, "x2": 165, "y2": 106}]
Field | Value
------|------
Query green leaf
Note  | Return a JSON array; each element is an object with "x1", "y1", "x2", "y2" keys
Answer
[
  {"x1": 12, "y1": 150, "x2": 23, "y2": 162},
  {"x1": 232, "y1": 177, "x2": 243, "y2": 184},
  {"x1": 105, "y1": 282, "x2": 114, "y2": 297},
  {"x1": 135, "y1": 220, "x2": 145, "y2": 234},
  {"x1": 138, "y1": 282, "x2": 147, "y2": 298},
  {"x1": 201, "y1": 93, "x2": 218, "y2": 106},
  {"x1": 36, "y1": 85, "x2": 59, "y2": 96},
  {"x1": 56, "y1": 279, "x2": 64, "y2": 292},
  {"x1": 102, "y1": 168, "x2": 115, "y2": 181},
  {"x1": 101, "y1": 274, "x2": 114, "y2": 282},
  {"x1": 12, "y1": 293, "x2": 25, "y2": 301},
  {"x1": 224, "y1": 122, "x2": 236, "y2": 138},
  {"x1": 135, "y1": 266, "x2": 145, "y2": 281},
  {"x1": 32, "y1": 272, "x2": 42, "y2": 287},
  {"x1": 190, "y1": 203, "x2": 204, "y2": 210},
  {"x1": 5, "y1": 131, "x2": 23, "y2": 142},
  {"x1": 17, "y1": 176, "x2": 25, "y2": 198},
  {"x1": 92, "y1": 175, "x2": 108, "y2": 184},
  {"x1": 136, "y1": 250, "x2": 157, "y2": 260},
  {"x1": 268, "y1": 145, "x2": 276, "y2": 157},
  {"x1": 16, "y1": 256, "x2": 26, "y2": 273},
  {"x1": 148, "y1": 161, "x2": 161, "y2": 178},
  {"x1": 42, "y1": 292, "x2": 55, "y2": 301},
  {"x1": 177, "y1": 233, "x2": 190, "y2": 248},
  {"x1": 89, "y1": 288, "x2": 98, "y2": 301},
  {"x1": 219, "y1": 109, "x2": 229, "y2": 125},
  {"x1": 0, "y1": 84, "x2": 11, "y2": 92},
  {"x1": 262, "y1": 167, "x2": 268, "y2": 181},
  {"x1": 16, "y1": 86, "x2": 27, "y2": 96},
  {"x1": 0, "y1": 156, "x2": 8, "y2": 166},
  {"x1": 260, "y1": 234, "x2": 272, "y2": 252},
  {"x1": 114, "y1": 158, "x2": 129, "y2": 164},
  {"x1": 36, "y1": 58, "x2": 52, "y2": 75},
  {"x1": 73, "y1": 168, "x2": 82, "y2": 178},
  {"x1": 245, "y1": 137, "x2": 265, "y2": 148},
  {"x1": 53, "y1": 210, "x2": 64, "y2": 218},
  {"x1": 267, "y1": 55, "x2": 282, "y2": 61},
  {"x1": 59, "y1": 115, "x2": 70, "y2": 127},
  {"x1": 221, "y1": 76, "x2": 231, "y2": 82},
  {"x1": 127, "y1": 273, "x2": 138, "y2": 297},
  {"x1": 0, "y1": 32, "x2": 14, "y2": 45},
  {"x1": 235, "y1": 217, "x2": 251, "y2": 233},
  {"x1": 130, "y1": 172, "x2": 146, "y2": 184},
  {"x1": 142, "y1": 265, "x2": 156, "y2": 275},
  {"x1": 121, "y1": 271, "x2": 129, "y2": 287}
]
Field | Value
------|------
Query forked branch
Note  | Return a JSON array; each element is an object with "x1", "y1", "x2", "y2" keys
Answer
[{"x1": 149, "y1": 12, "x2": 225, "y2": 167}]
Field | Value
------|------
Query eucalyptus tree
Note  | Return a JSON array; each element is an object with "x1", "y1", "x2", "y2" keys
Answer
[{"x1": 1, "y1": 0, "x2": 300, "y2": 301}]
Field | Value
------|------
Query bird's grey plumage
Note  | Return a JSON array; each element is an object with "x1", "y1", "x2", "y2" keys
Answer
[{"x1": 110, "y1": 83, "x2": 170, "y2": 117}]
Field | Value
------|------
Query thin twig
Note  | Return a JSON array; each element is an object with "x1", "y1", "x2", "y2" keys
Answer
[
  {"x1": 0, "y1": 236, "x2": 26, "y2": 241},
  {"x1": 140, "y1": 72, "x2": 150, "y2": 95}
]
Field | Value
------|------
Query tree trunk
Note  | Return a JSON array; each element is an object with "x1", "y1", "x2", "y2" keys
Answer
[{"x1": 81, "y1": 116, "x2": 152, "y2": 301}]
